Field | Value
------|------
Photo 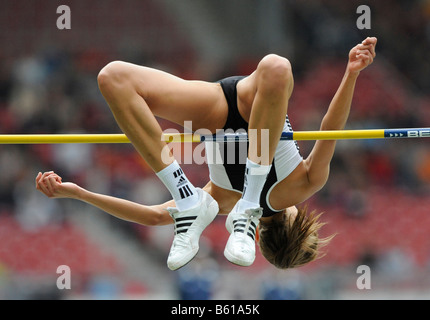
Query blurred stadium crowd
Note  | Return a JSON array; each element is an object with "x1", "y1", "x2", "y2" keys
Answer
[{"x1": 1, "y1": 0, "x2": 430, "y2": 299}]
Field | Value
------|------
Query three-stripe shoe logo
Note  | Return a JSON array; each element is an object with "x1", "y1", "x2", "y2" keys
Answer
[
  {"x1": 174, "y1": 216, "x2": 197, "y2": 234},
  {"x1": 232, "y1": 218, "x2": 257, "y2": 241}
]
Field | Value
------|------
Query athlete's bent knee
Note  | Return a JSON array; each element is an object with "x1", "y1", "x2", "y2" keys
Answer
[
  {"x1": 97, "y1": 61, "x2": 130, "y2": 95},
  {"x1": 257, "y1": 54, "x2": 293, "y2": 93}
]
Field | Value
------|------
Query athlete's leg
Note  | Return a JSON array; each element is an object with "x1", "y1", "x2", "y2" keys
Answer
[
  {"x1": 97, "y1": 61, "x2": 227, "y2": 172},
  {"x1": 98, "y1": 61, "x2": 226, "y2": 212},
  {"x1": 97, "y1": 61, "x2": 223, "y2": 270},
  {"x1": 224, "y1": 54, "x2": 294, "y2": 267},
  {"x1": 241, "y1": 54, "x2": 293, "y2": 205},
  {"x1": 232, "y1": 54, "x2": 293, "y2": 212},
  {"x1": 238, "y1": 54, "x2": 294, "y2": 165}
]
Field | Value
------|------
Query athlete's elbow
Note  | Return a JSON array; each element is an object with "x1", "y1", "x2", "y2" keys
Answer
[
  {"x1": 306, "y1": 166, "x2": 330, "y2": 193},
  {"x1": 306, "y1": 178, "x2": 328, "y2": 196}
]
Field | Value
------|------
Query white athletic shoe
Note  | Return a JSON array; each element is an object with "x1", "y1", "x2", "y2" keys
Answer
[
  {"x1": 166, "y1": 188, "x2": 219, "y2": 271},
  {"x1": 224, "y1": 199, "x2": 263, "y2": 267}
]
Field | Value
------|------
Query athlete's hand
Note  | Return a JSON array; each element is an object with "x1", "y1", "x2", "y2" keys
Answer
[
  {"x1": 347, "y1": 37, "x2": 377, "y2": 74},
  {"x1": 35, "y1": 171, "x2": 81, "y2": 199}
]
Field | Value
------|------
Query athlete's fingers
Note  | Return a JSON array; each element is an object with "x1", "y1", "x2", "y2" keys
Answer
[
  {"x1": 356, "y1": 42, "x2": 375, "y2": 53},
  {"x1": 37, "y1": 179, "x2": 51, "y2": 196},
  {"x1": 361, "y1": 37, "x2": 377, "y2": 56},
  {"x1": 357, "y1": 44, "x2": 376, "y2": 57},
  {"x1": 40, "y1": 171, "x2": 54, "y2": 182},
  {"x1": 47, "y1": 172, "x2": 61, "y2": 183},
  {"x1": 36, "y1": 171, "x2": 64, "y2": 197},
  {"x1": 357, "y1": 52, "x2": 373, "y2": 64},
  {"x1": 44, "y1": 176, "x2": 54, "y2": 194},
  {"x1": 36, "y1": 172, "x2": 50, "y2": 192},
  {"x1": 35, "y1": 172, "x2": 42, "y2": 188},
  {"x1": 362, "y1": 37, "x2": 377, "y2": 46},
  {"x1": 356, "y1": 48, "x2": 373, "y2": 58},
  {"x1": 49, "y1": 176, "x2": 59, "y2": 193},
  {"x1": 42, "y1": 171, "x2": 61, "y2": 186}
]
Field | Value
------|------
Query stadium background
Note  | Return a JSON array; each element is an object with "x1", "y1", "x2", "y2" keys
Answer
[{"x1": 1, "y1": 0, "x2": 430, "y2": 299}]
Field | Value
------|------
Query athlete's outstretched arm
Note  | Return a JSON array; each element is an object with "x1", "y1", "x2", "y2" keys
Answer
[
  {"x1": 304, "y1": 37, "x2": 377, "y2": 188},
  {"x1": 35, "y1": 171, "x2": 174, "y2": 226}
]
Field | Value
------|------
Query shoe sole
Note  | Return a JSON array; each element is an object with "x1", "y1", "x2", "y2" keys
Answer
[
  {"x1": 168, "y1": 248, "x2": 200, "y2": 271},
  {"x1": 224, "y1": 246, "x2": 254, "y2": 267}
]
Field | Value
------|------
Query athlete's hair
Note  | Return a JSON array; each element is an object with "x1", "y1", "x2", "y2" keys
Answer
[{"x1": 258, "y1": 205, "x2": 334, "y2": 269}]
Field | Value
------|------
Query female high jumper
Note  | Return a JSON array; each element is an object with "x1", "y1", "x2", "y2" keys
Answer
[{"x1": 35, "y1": 37, "x2": 377, "y2": 270}]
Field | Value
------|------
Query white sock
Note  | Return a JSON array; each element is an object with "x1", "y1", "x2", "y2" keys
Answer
[
  {"x1": 241, "y1": 158, "x2": 272, "y2": 209},
  {"x1": 156, "y1": 160, "x2": 199, "y2": 211}
]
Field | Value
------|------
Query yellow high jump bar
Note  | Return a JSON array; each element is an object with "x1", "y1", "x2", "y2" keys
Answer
[{"x1": 0, "y1": 128, "x2": 429, "y2": 144}]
